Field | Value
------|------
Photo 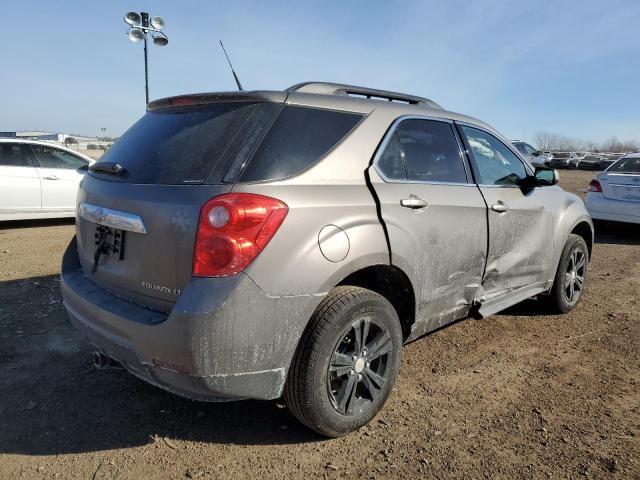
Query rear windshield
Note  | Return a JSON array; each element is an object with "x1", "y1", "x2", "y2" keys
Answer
[
  {"x1": 92, "y1": 102, "x2": 362, "y2": 184},
  {"x1": 608, "y1": 157, "x2": 640, "y2": 173},
  {"x1": 93, "y1": 102, "x2": 261, "y2": 184}
]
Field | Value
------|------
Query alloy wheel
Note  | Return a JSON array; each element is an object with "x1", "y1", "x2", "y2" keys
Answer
[
  {"x1": 327, "y1": 316, "x2": 393, "y2": 416},
  {"x1": 564, "y1": 248, "x2": 586, "y2": 303}
]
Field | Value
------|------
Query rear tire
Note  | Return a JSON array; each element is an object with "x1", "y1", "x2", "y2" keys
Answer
[
  {"x1": 284, "y1": 286, "x2": 403, "y2": 437},
  {"x1": 542, "y1": 234, "x2": 589, "y2": 313}
]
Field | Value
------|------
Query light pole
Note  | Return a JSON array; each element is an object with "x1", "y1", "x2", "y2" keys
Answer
[{"x1": 123, "y1": 11, "x2": 168, "y2": 106}]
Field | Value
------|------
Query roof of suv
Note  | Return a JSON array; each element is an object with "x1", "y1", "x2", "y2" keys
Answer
[
  {"x1": 148, "y1": 81, "x2": 497, "y2": 135},
  {"x1": 286, "y1": 82, "x2": 443, "y2": 109}
]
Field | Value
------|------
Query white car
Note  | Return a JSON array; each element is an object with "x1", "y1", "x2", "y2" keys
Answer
[
  {"x1": 0, "y1": 139, "x2": 94, "y2": 221},
  {"x1": 586, "y1": 153, "x2": 640, "y2": 225}
]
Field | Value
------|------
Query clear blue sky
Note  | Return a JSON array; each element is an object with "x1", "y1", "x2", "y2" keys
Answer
[{"x1": 1, "y1": 0, "x2": 638, "y2": 143}]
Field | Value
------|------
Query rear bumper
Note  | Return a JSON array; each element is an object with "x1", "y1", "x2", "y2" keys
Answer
[
  {"x1": 586, "y1": 193, "x2": 640, "y2": 225},
  {"x1": 61, "y1": 237, "x2": 323, "y2": 401}
]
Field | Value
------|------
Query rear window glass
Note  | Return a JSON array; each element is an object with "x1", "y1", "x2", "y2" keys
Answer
[
  {"x1": 0, "y1": 144, "x2": 33, "y2": 167},
  {"x1": 92, "y1": 102, "x2": 261, "y2": 184},
  {"x1": 238, "y1": 106, "x2": 362, "y2": 182}
]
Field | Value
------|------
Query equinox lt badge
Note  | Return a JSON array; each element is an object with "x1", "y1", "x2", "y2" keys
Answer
[{"x1": 141, "y1": 281, "x2": 182, "y2": 296}]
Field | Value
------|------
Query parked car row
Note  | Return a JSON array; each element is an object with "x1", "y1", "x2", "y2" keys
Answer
[
  {"x1": 507, "y1": 142, "x2": 626, "y2": 171},
  {"x1": 547, "y1": 151, "x2": 625, "y2": 170}
]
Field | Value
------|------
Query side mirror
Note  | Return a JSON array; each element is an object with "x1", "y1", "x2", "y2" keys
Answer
[
  {"x1": 77, "y1": 164, "x2": 89, "y2": 172},
  {"x1": 532, "y1": 150, "x2": 541, "y2": 157},
  {"x1": 534, "y1": 167, "x2": 558, "y2": 186}
]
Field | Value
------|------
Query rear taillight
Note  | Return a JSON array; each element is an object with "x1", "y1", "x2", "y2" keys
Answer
[
  {"x1": 193, "y1": 193, "x2": 288, "y2": 277},
  {"x1": 588, "y1": 180, "x2": 602, "y2": 193}
]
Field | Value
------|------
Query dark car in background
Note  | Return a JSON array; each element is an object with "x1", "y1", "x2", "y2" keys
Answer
[
  {"x1": 578, "y1": 154, "x2": 605, "y2": 170},
  {"x1": 548, "y1": 152, "x2": 574, "y2": 169},
  {"x1": 599, "y1": 153, "x2": 624, "y2": 170}
]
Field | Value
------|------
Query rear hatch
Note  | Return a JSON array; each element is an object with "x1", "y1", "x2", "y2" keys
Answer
[
  {"x1": 75, "y1": 92, "x2": 365, "y2": 312},
  {"x1": 76, "y1": 94, "x2": 285, "y2": 312},
  {"x1": 600, "y1": 157, "x2": 640, "y2": 202}
]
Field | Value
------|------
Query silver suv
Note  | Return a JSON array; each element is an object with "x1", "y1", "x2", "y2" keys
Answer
[
  {"x1": 61, "y1": 82, "x2": 593, "y2": 437},
  {"x1": 511, "y1": 140, "x2": 551, "y2": 168}
]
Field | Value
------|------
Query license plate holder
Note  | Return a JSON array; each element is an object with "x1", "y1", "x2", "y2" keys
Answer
[{"x1": 94, "y1": 225, "x2": 126, "y2": 260}]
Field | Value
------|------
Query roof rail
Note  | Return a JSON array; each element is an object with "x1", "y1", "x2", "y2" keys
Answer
[{"x1": 286, "y1": 82, "x2": 443, "y2": 109}]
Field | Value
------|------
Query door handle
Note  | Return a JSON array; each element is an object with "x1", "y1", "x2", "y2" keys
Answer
[
  {"x1": 42, "y1": 175, "x2": 59, "y2": 180},
  {"x1": 491, "y1": 201, "x2": 509, "y2": 213},
  {"x1": 400, "y1": 195, "x2": 429, "y2": 209}
]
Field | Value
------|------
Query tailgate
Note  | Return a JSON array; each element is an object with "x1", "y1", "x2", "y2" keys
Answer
[
  {"x1": 72, "y1": 98, "x2": 286, "y2": 311},
  {"x1": 76, "y1": 176, "x2": 232, "y2": 311}
]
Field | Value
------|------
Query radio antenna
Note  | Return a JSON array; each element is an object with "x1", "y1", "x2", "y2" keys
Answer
[{"x1": 219, "y1": 40, "x2": 244, "y2": 91}]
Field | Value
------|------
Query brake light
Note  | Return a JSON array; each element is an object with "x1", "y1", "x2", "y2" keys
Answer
[
  {"x1": 193, "y1": 193, "x2": 288, "y2": 277},
  {"x1": 168, "y1": 95, "x2": 202, "y2": 107},
  {"x1": 588, "y1": 180, "x2": 602, "y2": 193}
]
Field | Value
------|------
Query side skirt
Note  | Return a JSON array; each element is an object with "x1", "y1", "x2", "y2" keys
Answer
[{"x1": 475, "y1": 282, "x2": 548, "y2": 318}]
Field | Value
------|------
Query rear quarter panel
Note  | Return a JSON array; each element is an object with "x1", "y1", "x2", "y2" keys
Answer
[{"x1": 232, "y1": 182, "x2": 389, "y2": 297}]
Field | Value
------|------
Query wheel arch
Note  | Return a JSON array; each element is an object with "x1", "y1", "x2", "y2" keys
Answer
[
  {"x1": 570, "y1": 220, "x2": 594, "y2": 259},
  {"x1": 337, "y1": 264, "x2": 416, "y2": 341}
]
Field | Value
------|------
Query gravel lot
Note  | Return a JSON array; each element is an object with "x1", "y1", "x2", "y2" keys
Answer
[{"x1": 0, "y1": 170, "x2": 638, "y2": 479}]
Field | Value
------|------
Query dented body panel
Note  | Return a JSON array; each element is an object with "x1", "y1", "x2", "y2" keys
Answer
[
  {"x1": 477, "y1": 186, "x2": 554, "y2": 300},
  {"x1": 368, "y1": 168, "x2": 487, "y2": 336}
]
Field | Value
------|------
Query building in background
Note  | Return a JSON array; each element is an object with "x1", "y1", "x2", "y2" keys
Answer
[{"x1": 0, "y1": 131, "x2": 113, "y2": 153}]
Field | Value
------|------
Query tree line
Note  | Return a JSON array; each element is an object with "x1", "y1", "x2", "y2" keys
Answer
[{"x1": 533, "y1": 131, "x2": 639, "y2": 153}]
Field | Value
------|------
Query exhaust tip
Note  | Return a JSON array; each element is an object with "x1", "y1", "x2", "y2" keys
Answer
[{"x1": 93, "y1": 351, "x2": 113, "y2": 370}]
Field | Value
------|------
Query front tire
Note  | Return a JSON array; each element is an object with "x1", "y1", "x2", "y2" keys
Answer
[
  {"x1": 542, "y1": 234, "x2": 589, "y2": 313},
  {"x1": 284, "y1": 286, "x2": 403, "y2": 437}
]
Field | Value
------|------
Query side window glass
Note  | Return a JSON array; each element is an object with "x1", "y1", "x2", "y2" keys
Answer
[
  {"x1": 0, "y1": 144, "x2": 33, "y2": 167},
  {"x1": 395, "y1": 119, "x2": 467, "y2": 183},
  {"x1": 31, "y1": 145, "x2": 88, "y2": 169},
  {"x1": 523, "y1": 143, "x2": 537, "y2": 155},
  {"x1": 461, "y1": 126, "x2": 528, "y2": 186},
  {"x1": 376, "y1": 133, "x2": 407, "y2": 180},
  {"x1": 239, "y1": 106, "x2": 362, "y2": 182}
]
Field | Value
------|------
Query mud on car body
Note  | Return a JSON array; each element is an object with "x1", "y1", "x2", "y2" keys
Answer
[{"x1": 61, "y1": 82, "x2": 593, "y2": 437}]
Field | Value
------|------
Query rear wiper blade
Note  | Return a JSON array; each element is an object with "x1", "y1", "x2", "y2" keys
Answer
[{"x1": 89, "y1": 162, "x2": 127, "y2": 175}]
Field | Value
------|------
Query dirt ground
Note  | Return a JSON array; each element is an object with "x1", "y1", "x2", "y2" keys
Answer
[{"x1": 0, "y1": 170, "x2": 638, "y2": 479}]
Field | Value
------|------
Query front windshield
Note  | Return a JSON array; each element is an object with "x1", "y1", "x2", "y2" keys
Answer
[{"x1": 608, "y1": 157, "x2": 640, "y2": 173}]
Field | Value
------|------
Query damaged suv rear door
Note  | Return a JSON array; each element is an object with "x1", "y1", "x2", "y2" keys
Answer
[
  {"x1": 370, "y1": 117, "x2": 488, "y2": 336},
  {"x1": 459, "y1": 124, "x2": 554, "y2": 315}
]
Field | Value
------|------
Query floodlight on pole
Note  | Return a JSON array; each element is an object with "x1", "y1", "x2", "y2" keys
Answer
[{"x1": 123, "y1": 11, "x2": 168, "y2": 106}]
